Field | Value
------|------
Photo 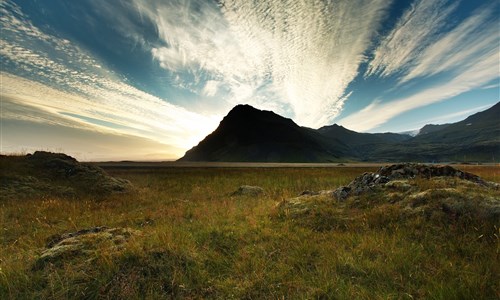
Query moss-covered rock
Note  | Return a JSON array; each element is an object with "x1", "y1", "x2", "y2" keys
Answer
[
  {"x1": 277, "y1": 164, "x2": 500, "y2": 230},
  {"x1": 34, "y1": 226, "x2": 139, "y2": 270}
]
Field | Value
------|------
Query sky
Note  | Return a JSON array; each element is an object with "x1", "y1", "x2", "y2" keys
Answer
[{"x1": 1, "y1": 0, "x2": 499, "y2": 161}]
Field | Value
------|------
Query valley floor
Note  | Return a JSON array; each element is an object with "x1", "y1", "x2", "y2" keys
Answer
[{"x1": 1, "y1": 166, "x2": 499, "y2": 299}]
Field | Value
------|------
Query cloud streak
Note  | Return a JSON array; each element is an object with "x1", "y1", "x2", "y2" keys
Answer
[
  {"x1": 0, "y1": 1, "x2": 219, "y2": 158},
  {"x1": 342, "y1": 1, "x2": 499, "y2": 131},
  {"x1": 129, "y1": 0, "x2": 392, "y2": 127},
  {"x1": 1, "y1": 96, "x2": 178, "y2": 161},
  {"x1": 366, "y1": 0, "x2": 458, "y2": 78},
  {"x1": 339, "y1": 46, "x2": 499, "y2": 131}
]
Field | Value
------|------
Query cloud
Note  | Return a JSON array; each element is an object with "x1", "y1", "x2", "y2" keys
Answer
[
  {"x1": 401, "y1": 4, "x2": 499, "y2": 83},
  {"x1": 417, "y1": 104, "x2": 495, "y2": 126},
  {"x1": 0, "y1": 1, "x2": 220, "y2": 158},
  {"x1": 342, "y1": 1, "x2": 500, "y2": 132},
  {"x1": 129, "y1": 0, "x2": 392, "y2": 128},
  {"x1": 202, "y1": 80, "x2": 221, "y2": 97},
  {"x1": 339, "y1": 48, "x2": 499, "y2": 131},
  {"x1": 1, "y1": 96, "x2": 183, "y2": 161},
  {"x1": 366, "y1": 0, "x2": 455, "y2": 77},
  {"x1": 1, "y1": 73, "x2": 220, "y2": 156},
  {"x1": 2, "y1": 0, "x2": 498, "y2": 155},
  {"x1": 367, "y1": 0, "x2": 499, "y2": 83}
]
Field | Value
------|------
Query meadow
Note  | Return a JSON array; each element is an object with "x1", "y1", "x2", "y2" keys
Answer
[{"x1": 1, "y1": 165, "x2": 499, "y2": 299}]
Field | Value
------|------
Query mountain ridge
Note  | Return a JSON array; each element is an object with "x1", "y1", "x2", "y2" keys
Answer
[{"x1": 179, "y1": 103, "x2": 500, "y2": 163}]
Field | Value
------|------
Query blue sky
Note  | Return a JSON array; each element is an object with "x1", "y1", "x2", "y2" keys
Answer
[{"x1": 1, "y1": 0, "x2": 499, "y2": 160}]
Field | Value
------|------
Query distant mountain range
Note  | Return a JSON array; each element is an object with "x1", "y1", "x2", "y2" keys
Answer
[{"x1": 179, "y1": 102, "x2": 500, "y2": 163}]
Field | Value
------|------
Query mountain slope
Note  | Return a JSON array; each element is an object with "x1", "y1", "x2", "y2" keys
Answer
[
  {"x1": 318, "y1": 124, "x2": 411, "y2": 157},
  {"x1": 319, "y1": 124, "x2": 411, "y2": 145},
  {"x1": 179, "y1": 105, "x2": 351, "y2": 162},
  {"x1": 370, "y1": 102, "x2": 500, "y2": 162},
  {"x1": 417, "y1": 124, "x2": 450, "y2": 136},
  {"x1": 413, "y1": 102, "x2": 500, "y2": 145}
]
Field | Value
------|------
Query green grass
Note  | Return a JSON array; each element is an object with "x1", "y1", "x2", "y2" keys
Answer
[{"x1": 1, "y1": 166, "x2": 499, "y2": 299}]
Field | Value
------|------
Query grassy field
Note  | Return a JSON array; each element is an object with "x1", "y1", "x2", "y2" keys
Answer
[{"x1": 1, "y1": 165, "x2": 499, "y2": 299}]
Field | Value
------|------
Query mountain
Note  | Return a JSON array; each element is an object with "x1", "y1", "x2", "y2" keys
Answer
[
  {"x1": 417, "y1": 124, "x2": 450, "y2": 136},
  {"x1": 179, "y1": 102, "x2": 500, "y2": 163},
  {"x1": 319, "y1": 124, "x2": 411, "y2": 144},
  {"x1": 318, "y1": 124, "x2": 411, "y2": 157},
  {"x1": 405, "y1": 102, "x2": 500, "y2": 161},
  {"x1": 179, "y1": 105, "x2": 352, "y2": 162}
]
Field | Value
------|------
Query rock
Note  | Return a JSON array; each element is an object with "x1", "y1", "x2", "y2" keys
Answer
[
  {"x1": 34, "y1": 226, "x2": 138, "y2": 270},
  {"x1": 231, "y1": 185, "x2": 264, "y2": 196},
  {"x1": 276, "y1": 165, "x2": 500, "y2": 230},
  {"x1": 333, "y1": 163, "x2": 491, "y2": 201},
  {"x1": 333, "y1": 187, "x2": 351, "y2": 201}
]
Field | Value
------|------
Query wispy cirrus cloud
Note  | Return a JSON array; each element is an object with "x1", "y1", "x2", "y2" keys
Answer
[
  {"x1": 0, "y1": 0, "x2": 219, "y2": 158},
  {"x1": 367, "y1": 0, "x2": 499, "y2": 83},
  {"x1": 366, "y1": 0, "x2": 458, "y2": 78},
  {"x1": 128, "y1": 0, "x2": 392, "y2": 127},
  {"x1": 339, "y1": 45, "x2": 499, "y2": 131},
  {"x1": 401, "y1": 4, "x2": 499, "y2": 83},
  {"x1": 417, "y1": 103, "x2": 495, "y2": 127},
  {"x1": 343, "y1": 1, "x2": 499, "y2": 131},
  {"x1": 1, "y1": 95, "x2": 178, "y2": 161}
]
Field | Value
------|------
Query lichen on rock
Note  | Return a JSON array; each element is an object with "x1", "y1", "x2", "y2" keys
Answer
[{"x1": 34, "y1": 226, "x2": 139, "y2": 270}]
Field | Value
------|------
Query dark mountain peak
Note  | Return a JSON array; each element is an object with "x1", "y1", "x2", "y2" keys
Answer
[
  {"x1": 319, "y1": 123, "x2": 343, "y2": 130},
  {"x1": 178, "y1": 104, "x2": 350, "y2": 162},
  {"x1": 227, "y1": 104, "x2": 259, "y2": 115},
  {"x1": 221, "y1": 104, "x2": 297, "y2": 128},
  {"x1": 318, "y1": 123, "x2": 354, "y2": 133}
]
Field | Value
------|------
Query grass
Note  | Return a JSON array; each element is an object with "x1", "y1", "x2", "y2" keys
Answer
[{"x1": 1, "y1": 166, "x2": 499, "y2": 299}]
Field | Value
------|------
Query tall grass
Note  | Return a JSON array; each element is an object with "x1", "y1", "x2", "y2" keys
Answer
[{"x1": 1, "y1": 166, "x2": 499, "y2": 299}]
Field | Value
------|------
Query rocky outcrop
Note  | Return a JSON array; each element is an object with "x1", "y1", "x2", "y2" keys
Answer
[
  {"x1": 333, "y1": 163, "x2": 494, "y2": 201},
  {"x1": 0, "y1": 151, "x2": 132, "y2": 200},
  {"x1": 277, "y1": 164, "x2": 500, "y2": 222}
]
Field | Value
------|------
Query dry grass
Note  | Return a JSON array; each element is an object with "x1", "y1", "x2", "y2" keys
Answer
[{"x1": 1, "y1": 166, "x2": 499, "y2": 299}]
